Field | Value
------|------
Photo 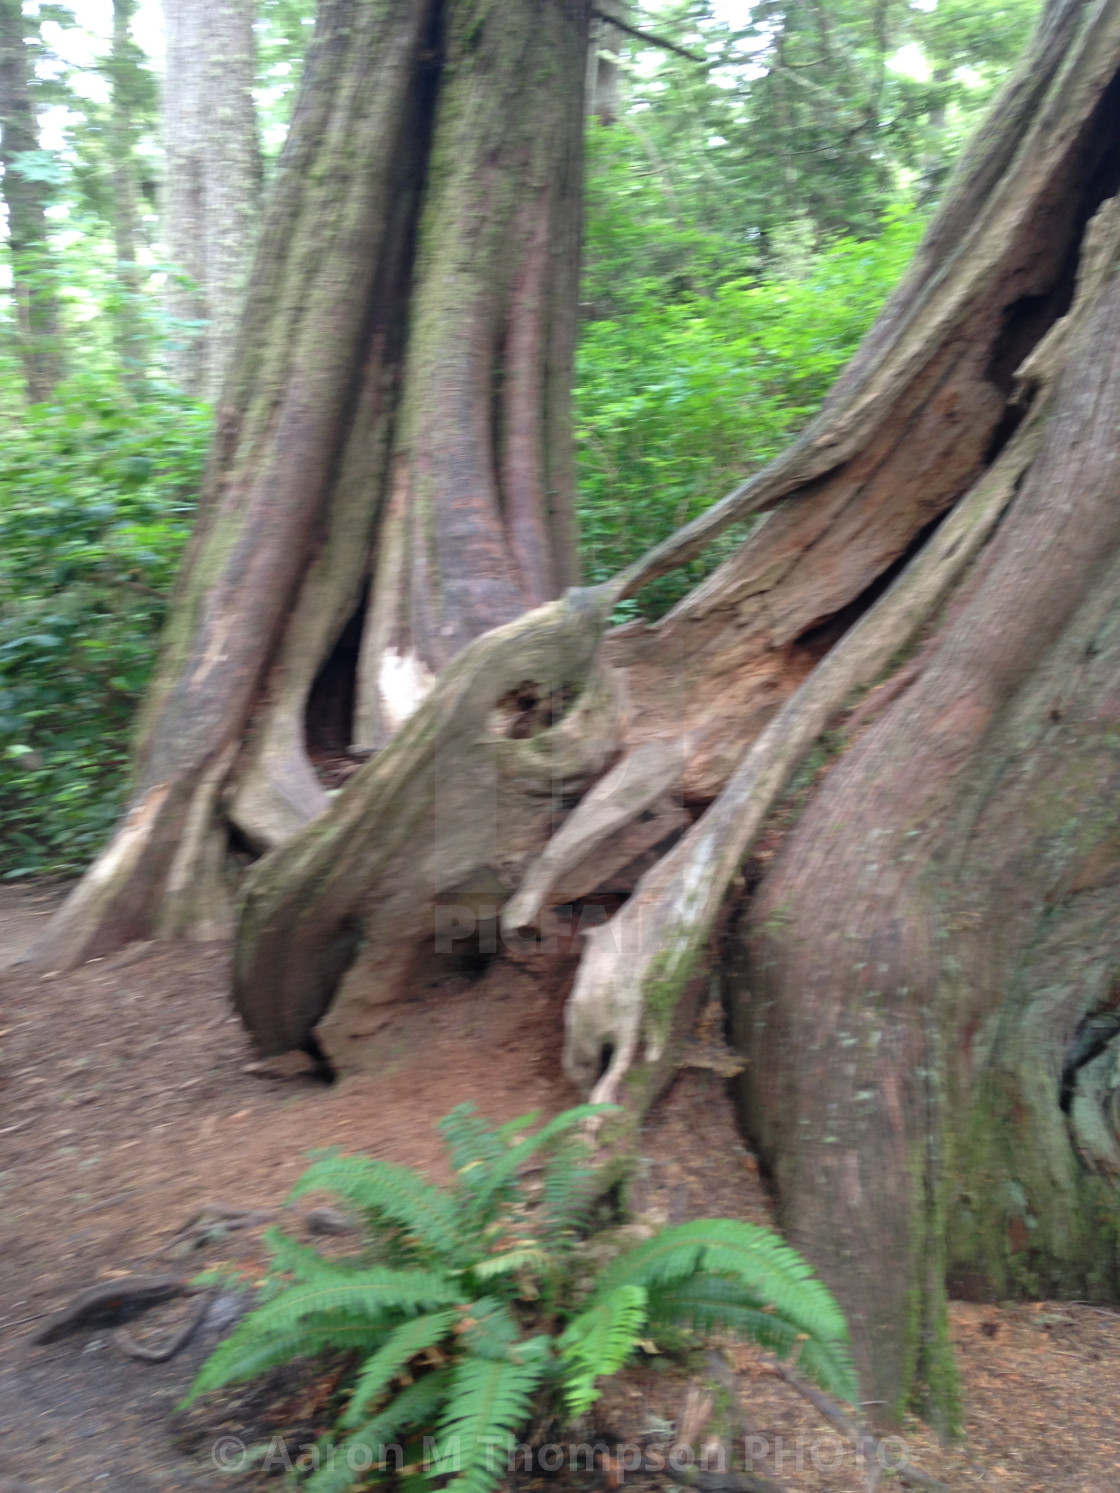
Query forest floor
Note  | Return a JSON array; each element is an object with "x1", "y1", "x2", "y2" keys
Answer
[{"x1": 0, "y1": 883, "x2": 1118, "y2": 1493}]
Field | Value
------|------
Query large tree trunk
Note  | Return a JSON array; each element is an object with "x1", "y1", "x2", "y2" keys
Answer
[
  {"x1": 162, "y1": 0, "x2": 260, "y2": 399},
  {"x1": 39, "y1": 0, "x2": 590, "y2": 967},
  {"x1": 35, "y1": 0, "x2": 1120, "y2": 1426},
  {"x1": 0, "y1": 0, "x2": 63, "y2": 401}
]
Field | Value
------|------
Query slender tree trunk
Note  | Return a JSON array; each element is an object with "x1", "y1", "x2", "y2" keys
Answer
[
  {"x1": 162, "y1": 0, "x2": 260, "y2": 399},
  {"x1": 33, "y1": 0, "x2": 1120, "y2": 1426},
  {"x1": 0, "y1": 0, "x2": 62, "y2": 401},
  {"x1": 109, "y1": 0, "x2": 147, "y2": 386},
  {"x1": 588, "y1": 4, "x2": 624, "y2": 126},
  {"x1": 162, "y1": 0, "x2": 205, "y2": 389}
]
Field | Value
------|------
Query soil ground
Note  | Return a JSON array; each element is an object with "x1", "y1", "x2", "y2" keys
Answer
[{"x1": 1, "y1": 884, "x2": 1118, "y2": 1493}]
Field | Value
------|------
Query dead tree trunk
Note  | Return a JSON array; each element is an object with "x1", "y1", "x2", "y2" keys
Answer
[{"x1": 36, "y1": 0, "x2": 1120, "y2": 1424}]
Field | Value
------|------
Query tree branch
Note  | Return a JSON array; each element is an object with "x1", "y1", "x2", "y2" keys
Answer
[{"x1": 592, "y1": 9, "x2": 706, "y2": 64}]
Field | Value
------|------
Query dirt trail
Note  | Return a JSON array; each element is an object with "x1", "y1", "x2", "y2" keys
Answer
[{"x1": 0, "y1": 886, "x2": 1118, "y2": 1492}]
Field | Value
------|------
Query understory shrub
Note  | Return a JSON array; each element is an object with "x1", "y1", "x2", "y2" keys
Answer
[
  {"x1": 187, "y1": 1103, "x2": 857, "y2": 1493},
  {"x1": 0, "y1": 375, "x2": 208, "y2": 876},
  {"x1": 576, "y1": 208, "x2": 925, "y2": 617}
]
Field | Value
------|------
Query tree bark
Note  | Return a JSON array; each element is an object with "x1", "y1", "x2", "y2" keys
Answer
[
  {"x1": 34, "y1": 0, "x2": 1120, "y2": 1427},
  {"x1": 37, "y1": 0, "x2": 591, "y2": 968},
  {"x1": 162, "y1": 0, "x2": 260, "y2": 399},
  {"x1": 109, "y1": 0, "x2": 148, "y2": 386},
  {"x1": 0, "y1": 0, "x2": 63, "y2": 402}
]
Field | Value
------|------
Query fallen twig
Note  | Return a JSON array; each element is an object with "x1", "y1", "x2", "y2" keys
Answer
[{"x1": 760, "y1": 1357, "x2": 952, "y2": 1493}]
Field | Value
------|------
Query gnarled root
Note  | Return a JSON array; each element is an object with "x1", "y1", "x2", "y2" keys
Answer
[
  {"x1": 232, "y1": 587, "x2": 623, "y2": 1065},
  {"x1": 562, "y1": 414, "x2": 1035, "y2": 1104}
]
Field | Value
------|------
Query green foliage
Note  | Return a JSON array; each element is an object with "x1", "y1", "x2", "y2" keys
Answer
[
  {"x1": 598, "y1": 1, "x2": 1042, "y2": 256},
  {"x1": 592, "y1": 1217, "x2": 859, "y2": 1401},
  {"x1": 558, "y1": 1283, "x2": 648, "y2": 1416},
  {"x1": 188, "y1": 1104, "x2": 856, "y2": 1491},
  {"x1": 577, "y1": 208, "x2": 924, "y2": 615},
  {"x1": 0, "y1": 375, "x2": 209, "y2": 875}
]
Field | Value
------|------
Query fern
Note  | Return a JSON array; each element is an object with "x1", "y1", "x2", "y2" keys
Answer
[
  {"x1": 596, "y1": 1219, "x2": 858, "y2": 1402},
  {"x1": 595, "y1": 1219, "x2": 848, "y2": 1338},
  {"x1": 647, "y1": 1273, "x2": 804, "y2": 1352},
  {"x1": 558, "y1": 1284, "x2": 648, "y2": 1416},
  {"x1": 190, "y1": 1102, "x2": 860, "y2": 1492},
  {"x1": 263, "y1": 1225, "x2": 363, "y2": 1282},
  {"x1": 466, "y1": 1104, "x2": 612, "y2": 1219},
  {"x1": 290, "y1": 1152, "x2": 464, "y2": 1265},
  {"x1": 458, "y1": 1297, "x2": 521, "y2": 1361},
  {"x1": 190, "y1": 1313, "x2": 389, "y2": 1399},
  {"x1": 185, "y1": 1266, "x2": 459, "y2": 1403},
  {"x1": 471, "y1": 1247, "x2": 550, "y2": 1282},
  {"x1": 339, "y1": 1310, "x2": 459, "y2": 1428},
  {"x1": 306, "y1": 1368, "x2": 453, "y2": 1493},
  {"x1": 536, "y1": 1134, "x2": 597, "y2": 1246},
  {"x1": 439, "y1": 1104, "x2": 510, "y2": 1190},
  {"x1": 434, "y1": 1353, "x2": 546, "y2": 1493}
]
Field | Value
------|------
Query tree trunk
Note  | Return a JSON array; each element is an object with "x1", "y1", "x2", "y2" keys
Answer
[
  {"x1": 38, "y1": 0, "x2": 590, "y2": 968},
  {"x1": 35, "y1": 0, "x2": 1120, "y2": 1426},
  {"x1": 588, "y1": 5, "x2": 624, "y2": 126},
  {"x1": 162, "y1": 0, "x2": 260, "y2": 399},
  {"x1": 109, "y1": 0, "x2": 148, "y2": 386},
  {"x1": 0, "y1": 0, "x2": 63, "y2": 401}
]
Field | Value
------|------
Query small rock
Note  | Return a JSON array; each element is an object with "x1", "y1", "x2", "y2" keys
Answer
[
  {"x1": 304, "y1": 1206, "x2": 354, "y2": 1236},
  {"x1": 203, "y1": 1292, "x2": 252, "y2": 1334}
]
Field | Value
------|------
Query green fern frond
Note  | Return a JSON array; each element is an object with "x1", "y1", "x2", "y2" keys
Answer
[
  {"x1": 646, "y1": 1274, "x2": 800, "y2": 1350},
  {"x1": 439, "y1": 1104, "x2": 509, "y2": 1189},
  {"x1": 649, "y1": 1274, "x2": 856, "y2": 1399},
  {"x1": 434, "y1": 1353, "x2": 545, "y2": 1493},
  {"x1": 789, "y1": 1335, "x2": 861, "y2": 1404},
  {"x1": 472, "y1": 1246, "x2": 550, "y2": 1281},
  {"x1": 186, "y1": 1313, "x2": 388, "y2": 1402},
  {"x1": 558, "y1": 1284, "x2": 647, "y2": 1416},
  {"x1": 339, "y1": 1310, "x2": 459, "y2": 1428},
  {"x1": 458, "y1": 1296, "x2": 522, "y2": 1360},
  {"x1": 290, "y1": 1153, "x2": 463, "y2": 1263},
  {"x1": 537, "y1": 1138, "x2": 596, "y2": 1247},
  {"x1": 597, "y1": 1219, "x2": 857, "y2": 1402},
  {"x1": 494, "y1": 1110, "x2": 544, "y2": 1140},
  {"x1": 264, "y1": 1226, "x2": 362, "y2": 1282},
  {"x1": 595, "y1": 1218, "x2": 849, "y2": 1344},
  {"x1": 212, "y1": 1266, "x2": 460, "y2": 1370},
  {"x1": 305, "y1": 1367, "x2": 453, "y2": 1493},
  {"x1": 470, "y1": 1105, "x2": 615, "y2": 1214}
]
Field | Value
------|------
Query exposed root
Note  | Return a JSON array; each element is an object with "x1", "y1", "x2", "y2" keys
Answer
[
  {"x1": 113, "y1": 1291, "x2": 214, "y2": 1363},
  {"x1": 501, "y1": 737, "x2": 684, "y2": 937},
  {"x1": 233, "y1": 587, "x2": 621, "y2": 1063},
  {"x1": 564, "y1": 413, "x2": 1040, "y2": 1103}
]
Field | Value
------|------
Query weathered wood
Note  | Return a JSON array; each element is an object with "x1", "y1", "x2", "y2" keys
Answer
[{"x1": 234, "y1": 588, "x2": 619, "y2": 1064}]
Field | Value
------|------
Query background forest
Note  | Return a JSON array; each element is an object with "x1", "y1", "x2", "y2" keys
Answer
[{"x1": 0, "y1": 0, "x2": 1039, "y2": 878}]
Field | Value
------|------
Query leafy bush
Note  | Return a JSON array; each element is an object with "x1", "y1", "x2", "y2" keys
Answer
[
  {"x1": 188, "y1": 1103, "x2": 857, "y2": 1493},
  {"x1": 0, "y1": 375, "x2": 209, "y2": 876},
  {"x1": 576, "y1": 209, "x2": 925, "y2": 617}
]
